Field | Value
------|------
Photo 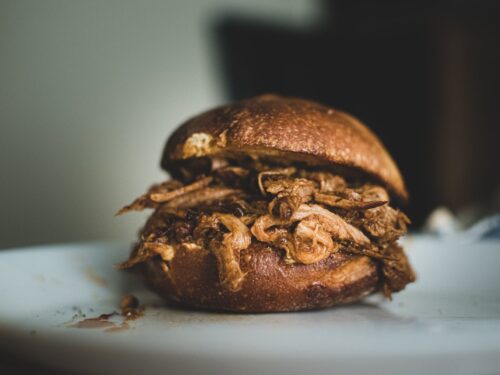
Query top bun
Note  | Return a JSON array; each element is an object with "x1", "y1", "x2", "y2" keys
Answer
[{"x1": 161, "y1": 95, "x2": 407, "y2": 202}]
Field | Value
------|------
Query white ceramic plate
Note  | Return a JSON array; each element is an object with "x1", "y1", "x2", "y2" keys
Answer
[{"x1": 1, "y1": 236, "x2": 499, "y2": 375}]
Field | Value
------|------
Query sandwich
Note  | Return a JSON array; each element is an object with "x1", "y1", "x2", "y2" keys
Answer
[{"x1": 117, "y1": 94, "x2": 415, "y2": 312}]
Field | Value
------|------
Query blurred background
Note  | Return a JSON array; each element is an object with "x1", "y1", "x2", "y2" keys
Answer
[{"x1": 1, "y1": 0, "x2": 499, "y2": 250}]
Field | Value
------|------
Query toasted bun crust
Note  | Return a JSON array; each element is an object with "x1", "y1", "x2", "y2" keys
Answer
[
  {"x1": 161, "y1": 95, "x2": 408, "y2": 201},
  {"x1": 143, "y1": 242, "x2": 379, "y2": 313}
]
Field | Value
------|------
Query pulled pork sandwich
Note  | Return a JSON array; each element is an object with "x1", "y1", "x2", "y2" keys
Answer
[{"x1": 117, "y1": 95, "x2": 415, "y2": 312}]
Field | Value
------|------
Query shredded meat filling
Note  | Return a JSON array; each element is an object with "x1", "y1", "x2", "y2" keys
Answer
[
  {"x1": 116, "y1": 180, "x2": 183, "y2": 215},
  {"x1": 194, "y1": 213, "x2": 251, "y2": 291},
  {"x1": 251, "y1": 204, "x2": 370, "y2": 264},
  {"x1": 314, "y1": 192, "x2": 387, "y2": 210},
  {"x1": 150, "y1": 176, "x2": 213, "y2": 203},
  {"x1": 164, "y1": 187, "x2": 244, "y2": 209},
  {"x1": 118, "y1": 242, "x2": 175, "y2": 269},
  {"x1": 257, "y1": 167, "x2": 296, "y2": 195},
  {"x1": 265, "y1": 178, "x2": 316, "y2": 220},
  {"x1": 118, "y1": 158, "x2": 414, "y2": 294},
  {"x1": 291, "y1": 217, "x2": 340, "y2": 264}
]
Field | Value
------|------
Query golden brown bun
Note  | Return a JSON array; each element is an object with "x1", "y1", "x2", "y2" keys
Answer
[
  {"x1": 161, "y1": 94, "x2": 408, "y2": 202},
  {"x1": 143, "y1": 242, "x2": 379, "y2": 313}
]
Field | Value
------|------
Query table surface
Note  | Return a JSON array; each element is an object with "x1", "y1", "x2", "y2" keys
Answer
[{"x1": 0, "y1": 236, "x2": 499, "y2": 375}]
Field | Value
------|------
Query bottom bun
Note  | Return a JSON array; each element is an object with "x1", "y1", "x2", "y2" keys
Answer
[{"x1": 142, "y1": 243, "x2": 380, "y2": 312}]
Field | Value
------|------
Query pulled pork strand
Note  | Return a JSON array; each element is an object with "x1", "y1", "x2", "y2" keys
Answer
[
  {"x1": 381, "y1": 243, "x2": 416, "y2": 298},
  {"x1": 300, "y1": 172, "x2": 347, "y2": 193},
  {"x1": 150, "y1": 176, "x2": 213, "y2": 202},
  {"x1": 117, "y1": 241, "x2": 175, "y2": 269},
  {"x1": 313, "y1": 184, "x2": 389, "y2": 211},
  {"x1": 290, "y1": 204, "x2": 371, "y2": 245},
  {"x1": 257, "y1": 167, "x2": 296, "y2": 195},
  {"x1": 251, "y1": 204, "x2": 370, "y2": 264},
  {"x1": 291, "y1": 217, "x2": 340, "y2": 264},
  {"x1": 265, "y1": 178, "x2": 316, "y2": 219},
  {"x1": 164, "y1": 187, "x2": 244, "y2": 209},
  {"x1": 363, "y1": 206, "x2": 410, "y2": 244},
  {"x1": 195, "y1": 213, "x2": 251, "y2": 291},
  {"x1": 116, "y1": 180, "x2": 183, "y2": 215},
  {"x1": 314, "y1": 192, "x2": 387, "y2": 210}
]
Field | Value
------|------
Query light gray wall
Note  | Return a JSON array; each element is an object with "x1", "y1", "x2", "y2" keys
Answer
[{"x1": 0, "y1": 0, "x2": 319, "y2": 249}]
